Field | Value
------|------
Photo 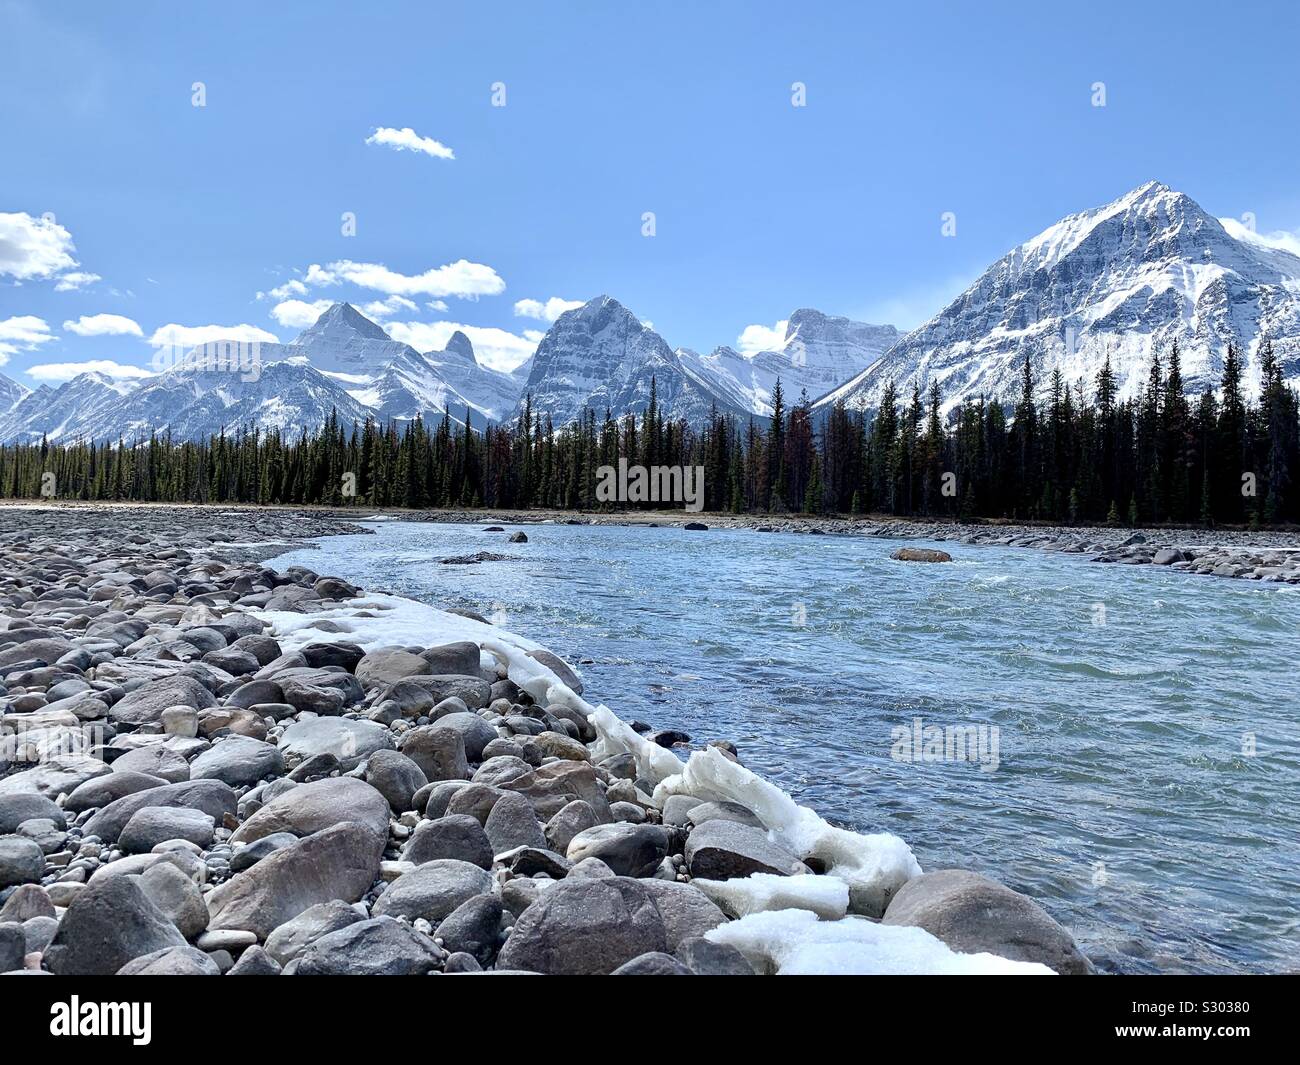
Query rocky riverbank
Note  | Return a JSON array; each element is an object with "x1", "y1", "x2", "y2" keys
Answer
[{"x1": 0, "y1": 504, "x2": 1095, "y2": 975}]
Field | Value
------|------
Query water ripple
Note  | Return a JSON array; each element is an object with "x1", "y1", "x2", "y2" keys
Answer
[{"x1": 267, "y1": 520, "x2": 1300, "y2": 974}]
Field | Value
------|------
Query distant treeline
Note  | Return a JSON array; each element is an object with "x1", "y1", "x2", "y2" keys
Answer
[{"x1": 1, "y1": 340, "x2": 1296, "y2": 526}]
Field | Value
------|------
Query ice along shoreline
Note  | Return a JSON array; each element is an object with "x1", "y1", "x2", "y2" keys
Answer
[{"x1": 0, "y1": 503, "x2": 1114, "y2": 972}]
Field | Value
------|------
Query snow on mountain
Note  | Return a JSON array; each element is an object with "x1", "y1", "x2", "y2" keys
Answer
[
  {"x1": 0, "y1": 373, "x2": 139, "y2": 444},
  {"x1": 820, "y1": 181, "x2": 1300, "y2": 416},
  {"x1": 679, "y1": 309, "x2": 898, "y2": 415},
  {"x1": 0, "y1": 356, "x2": 370, "y2": 444},
  {"x1": 296, "y1": 304, "x2": 520, "y2": 424},
  {"x1": 416, "y1": 330, "x2": 521, "y2": 423},
  {"x1": 0, "y1": 303, "x2": 526, "y2": 443},
  {"x1": 513, "y1": 296, "x2": 752, "y2": 427},
  {"x1": 0, "y1": 372, "x2": 30, "y2": 413}
]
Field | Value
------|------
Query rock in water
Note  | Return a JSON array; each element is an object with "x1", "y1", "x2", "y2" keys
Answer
[
  {"x1": 525, "y1": 649, "x2": 584, "y2": 694},
  {"x1": 889, "y1": 547, "x2": 953, "y2": 563},
  {"x1": 881, "y1": 868, "x2": 1093, "y2": 974},
  {"x1": 45, "y1": 875, "x2": 187, "y2": 975},
  {"x1": 496, "y1": 876, "x2": 668, "y2": 975}
]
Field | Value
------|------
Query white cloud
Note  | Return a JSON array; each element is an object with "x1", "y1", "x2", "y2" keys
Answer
[
  {"x1": 0, "y1": 212, "x2": 79, "y2": 282},
  {"x1": 360, "y1": 295, "x2": 418, "y2": 320},
  {"x1": 26, "y1": 359, "x2": 153, "y2": 383},
  {"x1": 736, "y1": 319, "x2": 789, "y2": 355},
  {"x1": 270, "y1": 299, "x2": 334, "y2": 329},
  {"x1": 62, "y1": 313, "x2": 143, "y2": 337},
  {"x1": 304, "y1": 259, "x2": 505, "y2": 299},
  {"x1": 0, "y1": 315, "x2": 55, "y2": 364},
  {"x1": 426, "y1": 299, "x2": 448, "y2": 312},
  {"x1": 148, "y1": 323, "x2": 280, "y2": 350},
  {"x1": 261, "y1": 279, "x2": 308, "y2": 301},
  {"x1": 365, "y1": 126, "x2": 455, "y2": 160},
  {"x1": 53, "y1": 270, "x2": 101, "y2": 291},
  {"x1": 1220, "y1": 216, "x2": 1300, "y2": 260},
  {"x1": 385, "y1": 320, "x2": 539, "y2": 372},
  {"x1": 514, "y1": 296, "x2": 584, "y2": 322}
]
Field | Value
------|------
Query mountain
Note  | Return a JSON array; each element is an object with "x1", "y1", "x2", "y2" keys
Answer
[
  {"x1": 0, "y1": 304, "x2": 525, "y2": 444},
  {"x1": 0, "y1": 372, "x2": 29, "y2": 412},
  {"x1": 679, "y1": 309, "x2": 898, "y2": 416},
  {"x1": 819, "y1": 181, "x2": 1300, "y2": 416},
  {"x1": 289, "y1": 304, "x2": 522, "y2": 425},
  {"x1": 514, "y1": 296, "x2": 752, "y2": 426}
]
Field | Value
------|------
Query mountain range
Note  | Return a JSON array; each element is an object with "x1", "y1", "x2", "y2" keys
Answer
[
  {"x1": 0, "y1": 303, "x2": 528, "y2": 445},
  {"x1": 2, "y1": 181, "x2": 1298, "y2": 444},
  {"x1": 818, "y1": 181, "x2": 1300, "y2": 416}
]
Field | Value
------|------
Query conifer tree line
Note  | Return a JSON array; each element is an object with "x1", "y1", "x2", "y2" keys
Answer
[{"x1": 1, "y1": 340, "x2": 1296, "y2": 526}]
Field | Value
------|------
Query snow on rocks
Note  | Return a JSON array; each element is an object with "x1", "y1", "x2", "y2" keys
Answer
[
  {"x1": 693, "y1": 872, "x2": 851, "y2": 920},
  {"x1": 706, "y1": 908, "x2": 1054, "y2": 975},
  {"x1": 655, "y1": 745, "x2": 922, "y2": 917},
  {"x1": 0, "y1": 504, "x2": 1089, "y2": 976}
]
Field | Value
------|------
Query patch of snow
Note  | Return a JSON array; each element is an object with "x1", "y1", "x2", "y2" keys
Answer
[
  {"x1": 706, "y1": 909, "x2": 1054, "y2": 975},
  {"x1": 693, "y1": 872, "x2": 850, "y2": 919}
]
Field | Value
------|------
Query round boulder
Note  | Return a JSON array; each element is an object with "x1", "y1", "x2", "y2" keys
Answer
[
  {"x1": 496, "y1": 876, "x2": 668, "y2": 975},
  {"x1": 372, "y1": 859, "x2": 494, "y2": 924},
  {"x1": 881, "y1": 868, "x2": 1093, "y2": 974}
]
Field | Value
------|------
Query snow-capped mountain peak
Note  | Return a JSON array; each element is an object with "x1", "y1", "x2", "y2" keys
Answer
[
  {"x1": 0, "y1": 303, "x2": 527, "y2": 444},
  {"x1": 515, "y1": 296, "x2": 752, "y2": 426},
  {"x1": 677, "y1": 309, "x2": 898, "y2": 416},
  {"x1": 0, "y1": 372, "x2": 31, "y2": 413},
  {"x1": 819, "y1": 181, "x2": 1300, "y2": 416},
  {"x1": 294, "y1": 301, "x2": 392, "y2": 345}
]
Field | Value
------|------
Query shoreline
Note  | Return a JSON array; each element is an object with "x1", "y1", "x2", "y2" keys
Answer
[
  {"x1": 0, "y1": 504, "x2": 1097, "y2": 975},
  {"x1": 5, "y1": 499, "x2": 1300, "y2": 585}
]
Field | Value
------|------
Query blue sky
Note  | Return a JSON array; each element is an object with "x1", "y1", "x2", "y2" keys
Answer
[{"x1": 2, "y1": 0, "x2": 1298, "y2": 382}]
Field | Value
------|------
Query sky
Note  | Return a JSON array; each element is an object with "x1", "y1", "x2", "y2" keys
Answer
[{"x1": 3, "y1": 0, "x2": 1299, "y2": 384}]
